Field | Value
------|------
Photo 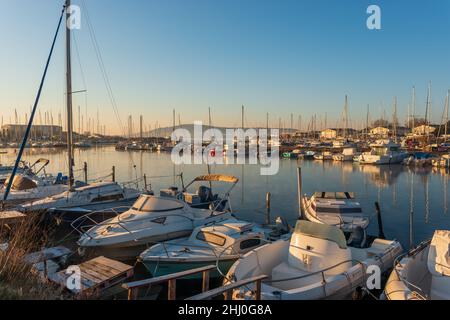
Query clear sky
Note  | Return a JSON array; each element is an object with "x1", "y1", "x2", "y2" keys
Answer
[{"x1": 1, "y1": 0, "x2": 450, "y2": 135}]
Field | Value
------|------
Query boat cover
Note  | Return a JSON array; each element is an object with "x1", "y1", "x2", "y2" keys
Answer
[
  {"x1": 428, "y1": 230, "x2": 450, "y2": 276},
  {"x1": 294, "y1": 221, "x2": 347, "y2": 250},
  {"x1": 4, "y1": 175, "x2": 37, "y2": 191},
  {"x1": 193, "y1": 175, "x2": 239, "y2": 184}
]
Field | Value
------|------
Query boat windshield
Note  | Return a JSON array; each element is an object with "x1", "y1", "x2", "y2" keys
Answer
[{"x1": 372, "y1": 147, "x2": 388, "y2": 156}]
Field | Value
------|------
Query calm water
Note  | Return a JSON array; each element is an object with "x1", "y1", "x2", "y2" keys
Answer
[{"x1": 1, "y1": 146, "x2": 449, "y2": 250}]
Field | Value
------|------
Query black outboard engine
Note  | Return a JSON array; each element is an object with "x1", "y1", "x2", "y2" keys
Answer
[
  {"x1": 197, "y1": 185, "x2": 213, "y2": 203},
  {"x1": 210, "y1": 199, "x2": 228, "y2": 212},
  {"x1": 347, "y1": 226, "x2": 367, "y2": 248}
]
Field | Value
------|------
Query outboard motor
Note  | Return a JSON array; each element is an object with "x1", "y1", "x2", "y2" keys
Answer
[
  {"x1": 347, "y1": 226, "x2": 367, "y2": 248},
  {"x1": 209, "y1": 199, "x2": 228, "y2": 212},
  {"x1": 275, "y1": 216, "x2": 290, "y2": 234},
  {"x1": 197, "y1": 185, "x2": 213, "y2": 203}
]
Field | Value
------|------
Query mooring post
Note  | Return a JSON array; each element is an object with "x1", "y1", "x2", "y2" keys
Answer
[
  {"x1": 297, "y1": 167, "x2": 304, "y2": 219},
  {"x1": 143, "y1": 174, "x2": 148, "y2": 192},
  {"x1": 112, "y1": 166, "x2": 116, "y2": 182},
  {"x1": 265, "y1": 192, "x2": 271, "y2": 225},
  {"x1": 83, "y1": 162, "x2": 88, "y2": 183},
  {"x1": 375, "y1": 202, "x2": 386, "y2": 239}
]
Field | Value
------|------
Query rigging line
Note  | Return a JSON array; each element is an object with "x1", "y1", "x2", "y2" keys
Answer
[
  {"x1": 2, "y1": 5, "x2": 66, "y2": 205},
  {"x1": 80, "y1": 0, "x2": 126, "y2": 138},
  {"x1": 72, "y1": 32, "x2": 88, "y2": 92}
]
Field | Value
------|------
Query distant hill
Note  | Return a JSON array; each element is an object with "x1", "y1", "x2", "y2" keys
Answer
[{"x1": 141, "y1": 124, "x2": 297, "y2": 138}]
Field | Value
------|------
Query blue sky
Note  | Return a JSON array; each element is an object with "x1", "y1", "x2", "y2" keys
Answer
[{"x1": 1, "y1": 0, "x2": 450, "y2": 134}]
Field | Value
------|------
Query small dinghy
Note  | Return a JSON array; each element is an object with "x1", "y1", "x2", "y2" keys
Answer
[
  {"x1": 302, "y1": 192, "x2": 370, "y2": 232},
  {"x1": 139, "y1": 218, "x2": 275, "y2": 279},
  {"x1": 226, "y1": 221, "x2": 402, "y2": 300},
  {"x1": 383, "y1": 230, "x2": 450, "y2": 300}
]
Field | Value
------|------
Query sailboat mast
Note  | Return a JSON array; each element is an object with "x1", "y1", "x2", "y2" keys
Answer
[
  {"x1": 65, "y1": 0, "x2": 74, "y2": 189},
  {"x1": 446, "y1": 90, "x2": 449, "y2": 140}
]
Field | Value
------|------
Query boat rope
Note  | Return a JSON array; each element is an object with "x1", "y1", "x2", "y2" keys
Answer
[
  {"x1": 79, "y1": 0, "x2": 129, "y2": 142},
  {"x1": 1, "y1": 5, "x2": 66, "y2": 206}
]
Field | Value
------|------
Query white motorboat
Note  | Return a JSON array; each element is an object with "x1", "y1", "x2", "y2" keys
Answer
[
  {"x1": 302, "y1": 192, "x2": 370, "y2": 232},
  {"x1": 333, "y1": 148, "x2": 359, "y2": 161},
  {"x1": 19, "y1": 181, "x2": 141, "y2": 223},
  {"x1": 383, "y1": 230, "x2": 450, "y2": 300},
  {"x1": 139, "y1": 218, "x2": 270, "y2": 279},
  {"x1": 75, "y1": 196, "x2": 233, "y2": 261},
  {"x1": 358, "y1": 140, "x2": 407, "y2": 165},
  {"x1": 0, "y1": 159, "x2": 67, "y2": 207},
  {"x1": 74, "y1": 175, "x2": 239, "y2": 260},
  {"x1": 314, "y1": 151, "x2": 333, "y2": 161},
  {"x1": 226, "y1": 221, "x2": 403, "y2": 300}
]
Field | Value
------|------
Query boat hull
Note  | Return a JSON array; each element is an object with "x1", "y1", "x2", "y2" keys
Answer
[{"x1": 142, "y1": 259, "x2": 236, "y2": 279}]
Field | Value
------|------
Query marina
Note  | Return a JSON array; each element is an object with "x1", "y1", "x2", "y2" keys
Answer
[{"x1": 0, "y1": 0, "x2": 449, "y2": 308}]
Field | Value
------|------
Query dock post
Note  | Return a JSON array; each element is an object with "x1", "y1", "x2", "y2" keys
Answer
[
  {"x1": 168, "y1": 279, "x2": 176, "y2": 300},
  {"x1": 375, "y1": 202, "x2": 386, "y2": 239},
  {"x1": 265, "y1": 192, "x2": 271, "y2": 225},
  {"x1": 202, "y1": 270, "x2": 210, "y2": 292},
  {"x1": 297, "y1": 167, "x2": 304, "y2": 219},
  {"x1": 112, "y1": 166, "x2": 116, "y2": 182},
  {"x1": 83, "y1": 162, "x2": 88, "y2": 183},
  {"x1": 143, "y1": 174, "x2": 148, "y2": 192}
]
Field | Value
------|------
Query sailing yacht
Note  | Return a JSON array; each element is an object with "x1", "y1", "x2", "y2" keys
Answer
[
  {"x1": 19, "y1": 181, "x2": 140, "y2": 220},
  {"x1": 16, "y1": 0, "x2": 142, "y2": 220}
]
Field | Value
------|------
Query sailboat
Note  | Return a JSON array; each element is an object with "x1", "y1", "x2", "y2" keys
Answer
[{"x1": 17, "y1": 0, "x2": 140, "y2": 219}]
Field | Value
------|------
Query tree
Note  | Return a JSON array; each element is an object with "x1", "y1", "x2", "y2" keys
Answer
[
  {"x1": 406, "y1": 117, "x2": 427, "y2": 128},
  {"x1": 372, "y1": 119, "x2": 390, "y2": 128}
]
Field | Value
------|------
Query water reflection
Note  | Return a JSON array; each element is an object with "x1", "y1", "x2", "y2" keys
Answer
[{"x1": 1, "y1": 146, "x2": 449, "y2": 249}]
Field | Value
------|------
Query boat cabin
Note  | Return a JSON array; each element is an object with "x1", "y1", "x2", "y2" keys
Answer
[
  {"x1": 189, "y1": 220, "x2": 264, "y2": 255},
  {"x1": 311, "y1": 192, "x2": 362, "y2": 214}
]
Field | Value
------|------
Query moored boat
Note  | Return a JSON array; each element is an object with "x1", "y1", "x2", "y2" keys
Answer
[
  {"x1": 139, "y1": 218, "x2": 270, "y2": 279},
  {"x1": 226, "y1": 220, "x2": 403, "y2": 300},
  {"x1": 383, "y1": 230, "x2": 450, "y2": 300},
  {"x1": 302, "y1": 192, "x2": 370, "y2": 233}
]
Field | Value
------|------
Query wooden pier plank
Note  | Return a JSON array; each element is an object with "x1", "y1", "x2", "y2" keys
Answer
[
  {"x1": 0, "y1": 210, "x2": 26, "y2": 226},
  {"x1": 186, "y1": 275, "x2": 268, "y2": 300},
  {"x1": 50, "y1": 256, "x2": 133, "y2": 295}
]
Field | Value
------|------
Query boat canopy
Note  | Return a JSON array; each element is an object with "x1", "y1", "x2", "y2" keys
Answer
[
  {"x1": 294, "y1": 220, "x2": 347, "y2": 249},
  {"x1": 313, "y1": 192, "x2": 355, "y2": 200},
  {"x1": 192, "y1": 174, "x2": 239, "y2": 184}
]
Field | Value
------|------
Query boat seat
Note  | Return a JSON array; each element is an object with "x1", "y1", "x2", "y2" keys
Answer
[
  {"x1": 288, "y1": 221, "x2": 352, "y2": 277},
  {"x1": 271, "y1": 261, "x2": 323, "y2": 291},
  {"x1": 427, "y1": 230, "x2": 450, "y2": 300}
]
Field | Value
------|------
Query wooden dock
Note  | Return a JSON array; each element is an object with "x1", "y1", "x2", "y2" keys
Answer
[
  {"x1": 49, "y1": 256, "x2": 134, "y2": 297},
  {"x1": 0, "y1": 210, "x2": 26, "y2": 226}
]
